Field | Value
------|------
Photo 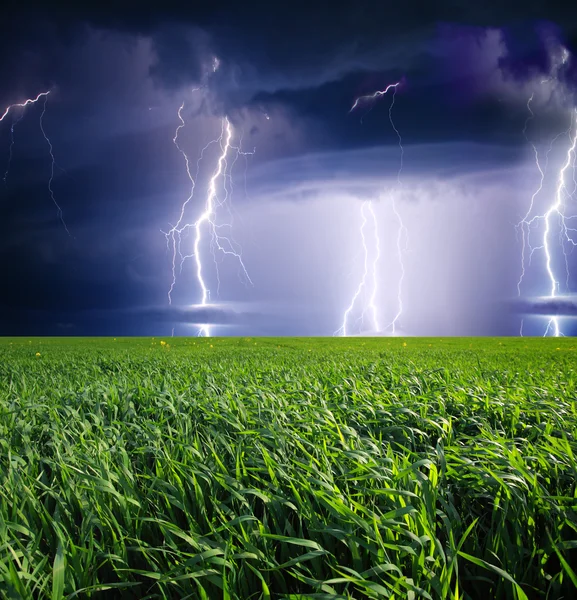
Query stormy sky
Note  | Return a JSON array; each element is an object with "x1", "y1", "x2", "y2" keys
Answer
[{"x1": 1, "y1": 1, "x2": 577, "y2": 336}]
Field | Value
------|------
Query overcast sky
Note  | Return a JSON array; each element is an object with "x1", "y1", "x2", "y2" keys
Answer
[{"x1": 1, "y1": 1, "x2": 577, "y2": 336}]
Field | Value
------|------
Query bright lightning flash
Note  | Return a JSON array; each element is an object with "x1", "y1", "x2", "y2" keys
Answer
[
  {"x1": 516, "y1": 46, "x2": 577, "y2": 336},
  {"x1": 517, "y1": 95, "x2": 577, "y2": 336},
  {"x1": 336, "y1": 80, "x2": 406, "y2": 336},
  {"x1": 539, "y1": 110, "x2": 577, "y2": 336},
  {"x1": 163, "y1": 96, "x2": 253, "y2": 337},
  {"x1": 0, "y1": 91, "x2": 50, "y2": 123},
  {"x1": 350, "y1": 82, "x2": 400, "y2": 112}
]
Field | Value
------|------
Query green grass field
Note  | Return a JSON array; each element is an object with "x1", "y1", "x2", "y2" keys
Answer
[{"x1": 1, "y1": 337, "x2": 576, "y2": 599}]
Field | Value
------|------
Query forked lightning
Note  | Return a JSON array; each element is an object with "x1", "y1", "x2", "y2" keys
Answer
[
  {"x1": 163, "y1": 91, "x2": 253, "y2": 336},
  {"x1": 517, "y1": 47, "x2": 577, "y2": 336}
]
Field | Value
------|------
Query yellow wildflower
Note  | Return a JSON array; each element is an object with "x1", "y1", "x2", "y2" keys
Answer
[
  {"x1": 35, "y1": 352, "x2": 41, "y2": 357},
  {"x1": 160, "y1": 340, "x2": 166, "y2": 346}
]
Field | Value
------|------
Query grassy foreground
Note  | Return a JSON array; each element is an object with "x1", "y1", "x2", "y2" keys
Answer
[{"x1": 1, "y1": 336, "x2": 576, "y2": 599}]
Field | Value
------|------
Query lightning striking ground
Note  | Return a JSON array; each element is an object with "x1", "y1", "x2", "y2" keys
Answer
[
  {"x1": 516, "y1": 98, "x2": 569, "y2": 296},
  {"x1": 336, "y1": 80, "x2": 406, "y2": 336},
  {"x1": 518, "y1": 106, "x2": 577, "y2": 336},
  {"x1": 540, "y1": 110, "x2": 577, "y2": 336},
  {"x1": 163, "y1": 92, "x2": 253, "y2": 337},
  {"x1": 517, "y1": 46, "x2": 577, "y2": 336},
  {"x1": 1, "y1": 90, "x2": 70, "y2": 234}
]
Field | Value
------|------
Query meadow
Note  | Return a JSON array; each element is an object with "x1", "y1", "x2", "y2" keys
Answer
[{"x1": 0, "y1": 336, "x2": 576, "y2": 599}]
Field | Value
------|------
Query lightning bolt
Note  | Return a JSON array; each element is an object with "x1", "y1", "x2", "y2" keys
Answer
[
  {"x1": 335, "y1": 201, "x2": 380, "y2": 336},
  {"x1": 0, "y1": 91, "x2": 50, "y2": 123},
  {"x1": 2, "y1": 92, "x2": 50, "y2": 187},
  {"x1": 516, "y1": 93, "x2": 544, "y2": 299},
  {"x1": 39, "y1": 95, "x2": 70, "y2": 236},
  {"x1": 516, "y1": 97, "x2": 568, "y2": 295},
  {"x1": 349, "y1": 82, "x2": 401, "y2": 115},
  {"x1": 336, "y1": 80, "x2": 406, "y2": 336},
  {"x1": 367, "y1": 202, "x2": 381, "y2": 332},
  {"x1": 386, "y1": 84, "x2": 406, "y2": 335},
  {"x1": 518, "y1": 103, "x2": 577, "y2": 336},
  {"x1": 516, "y1": 42, "x2": 577, "y2": 337},
  {"x1": 540, "y1": 109, "x2": 577, "y2": 336},
  {"x1": 163, "y1": 92, "x2": 253, "y2": 337},
  {"x1": 165, "y1": 99, "x2": 199, "y2": 304},
  {"x1": 1, "y1": 90, "x2": 70, "y2": 234}
]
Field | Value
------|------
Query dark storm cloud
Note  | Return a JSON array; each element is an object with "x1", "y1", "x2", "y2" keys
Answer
[
  {"x1": 498, "y1": 23, "x2": 556, "y2": 79},
  {"x1": 497, "y1": 22, "x2": 577, "y2": 101},
  {"x1": 0, "y1": 2, "x2": 575, "y2": 155},
  {"x1": 514, "y1": 296, "x2": 577, "y2": 317},
  {"x1": 90, "y1": 2, "x2": 577, "y2": 92},
  {"x1": 1, "y1": 1, "x2": 577, "y2": 338},
  {"x1": 250, "y1": 74, "x2": 533, "y2": 149},
  {"x1": 2, "y1": 2, "x2": 577, "y2": 101},
  {"x1": 0, "y1": 156, "x2": 172, "y2": 319}
]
